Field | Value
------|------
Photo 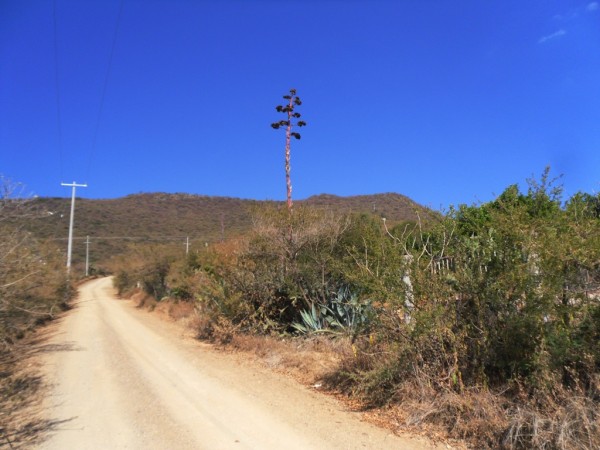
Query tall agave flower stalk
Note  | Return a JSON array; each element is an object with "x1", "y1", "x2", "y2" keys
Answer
[{"x1": 271, "y1": 88, "x2": 306, "y2": 213}]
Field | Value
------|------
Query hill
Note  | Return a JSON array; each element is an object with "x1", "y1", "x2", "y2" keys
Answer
[
  {"x1": 24, "y1": 192, "x2": 432, "y2": 271},
  {"x1": 303, "y1": 192, "x2": 429, "y2": 221}
]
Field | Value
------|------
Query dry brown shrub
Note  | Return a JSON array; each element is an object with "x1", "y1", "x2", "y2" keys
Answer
[
  {"x1": 192, "y1": 314, "x2": 237, "y2": 345},
  {"x1": 323, "y1": 342, "x2": 600, "y2": 449},
  {"x1": 190, "y1": 314, "x2": 214, "y2": 341},
  {"x1": 166, "y1": 301, "x2": 195, "y2": 321},
  {"x1": 328, "y1": 351, "x2": 600, "y2": 449},
  {"x1": 131, "y1": 290, "x2": 157, "y2": 310},
  {"x1": 503, "y1": 390, "x2": 600, "y2": 450},
  {"x1": 398, "y1": 385, "x2": 507, "y2": 448},
  {"x1": 209, "y1": 237, "x2": 247, "y2": 266}
]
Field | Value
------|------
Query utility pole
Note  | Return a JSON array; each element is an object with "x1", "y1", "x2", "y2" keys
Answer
[
  {"x1": 61, "y1": 182, "x2": 87, "y2": 274},
  {"x1": 220, "y1": 213, "x2": 225, "y2": 242},
  {"x1": 85, "y1": 235, "x2": 91, "y2": 276},
  {"x1": 185, "y1": 236, "x2": 190, "y2": 255}
]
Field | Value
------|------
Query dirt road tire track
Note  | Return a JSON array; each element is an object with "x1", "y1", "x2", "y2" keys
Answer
[{"x1": 36, "y1": 278, "x2": 439, "y2": 449}]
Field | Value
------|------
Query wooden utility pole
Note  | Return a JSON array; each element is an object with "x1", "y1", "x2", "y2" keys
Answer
[
  {"x1": 220, "y1": 213, "x2": 225, "y2": 242},
  {"x1": 85, "y1": 235, "x2": 91, "y2": 276},
  {"x1": 61, "y1": 181, "x2": 87, "y2": 274}
]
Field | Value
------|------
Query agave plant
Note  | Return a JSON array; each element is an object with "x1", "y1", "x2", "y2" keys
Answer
[
  {"x1": 292, "y1": 286, "x2": 374, "y2": 335},
  {"x1": 330, "y1": 286, "x2": 374, "y2": 330},
  {"x1": 291, "y1": 303, "x2": 331, "y2": 334}
]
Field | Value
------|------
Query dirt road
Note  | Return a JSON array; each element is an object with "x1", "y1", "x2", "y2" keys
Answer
[{"x1": 36, "y1": 278, "x2": 439, "y2": 449}]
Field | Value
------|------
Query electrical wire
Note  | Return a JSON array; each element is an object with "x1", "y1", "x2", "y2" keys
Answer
[
  {"x1": 52, "y1": 236, "x2": 199, "y2": 241},
  {"x1": 52, "y1": 0, "x2": 64, "y2": 181},
  {"x1": 85, "y1": 0, "x2": 126, "y2": 183}
]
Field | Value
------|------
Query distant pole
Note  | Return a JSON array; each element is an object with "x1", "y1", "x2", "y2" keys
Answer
[
  {"x1": 61, "y1": 182, "x2": 87, "y2": 274},
  {"x1": 185, "y1": 236, "x2": 190, "y2": 255},
  {"x1": 220, "y1": 213, "x2": 225, "y2": 242},
  {"x1": 85, "y1": 235, "x2": 91, "y2": 276}
]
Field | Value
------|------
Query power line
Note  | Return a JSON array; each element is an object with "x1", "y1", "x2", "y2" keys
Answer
[
  {"x1": 52, "y1": 0, "x2": 64, "y2": 180},
  {"x1": 51, "y1": 236, "x2": 202, "y2": 241},
  {"x1": 86, "y1": 0, "x2": 125, "y2": 181}
]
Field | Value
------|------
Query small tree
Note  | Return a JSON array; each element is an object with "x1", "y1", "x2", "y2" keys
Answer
[{"x1": 271, "y1": 88, "x2": 306, "y2": 212}]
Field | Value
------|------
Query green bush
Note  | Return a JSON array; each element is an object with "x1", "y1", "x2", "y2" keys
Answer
[{"x1": 110, "y1": 170, "x2": 600, "y2": 447}]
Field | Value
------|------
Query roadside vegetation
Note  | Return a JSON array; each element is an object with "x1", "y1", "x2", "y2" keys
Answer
[
  {"x1": 113, "y1": 168, "x2": 600, "y2": 449},
  {"x1": 0, "y1": 176, "x2": 74, "y2": 446},
  {"x1": 0, "y1": 176, "x2": 73, "y2": 349}
]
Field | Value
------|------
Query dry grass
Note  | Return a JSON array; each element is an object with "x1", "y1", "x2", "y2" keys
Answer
[
  {"x1": 399, "y1": 386, "x2": 508, "y2": 447},
  {"x1": 320, "y1": 346, "x2": 600, "y2": 449},
  {"x1": 168, "y1": 301, "x2": 195, "y2": 320},
  {"x1": 503, "y1": 388, "x2": 600, "y2": 450},
  {"x1": 0, "y1": 336, "x2": 75, "y2": 449},
  {"x1": 223, "y1": 333, "x2": 345, "y2": 384},
  {"x1": 191, "y1": 314, "x2": 237, "y2": 344},
  {"x1": 323, "y1": 372, "x2": 600, "y2": 449},
  {"x1": 0, "y1": 358, "x2": 44, "y2": 449},
  {"x1": 130, "y1": 289, "x2": 158, "y2": 310}
]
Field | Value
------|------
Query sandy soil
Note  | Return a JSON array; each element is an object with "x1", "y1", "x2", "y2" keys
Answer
[{"x1": 34, "y1": 277, "x2": 443, "y2": 449}]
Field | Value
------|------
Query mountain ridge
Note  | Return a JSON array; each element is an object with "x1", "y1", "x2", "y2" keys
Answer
[{"x1": 25, "y1": 192, "x2": 433, "y2": 271}]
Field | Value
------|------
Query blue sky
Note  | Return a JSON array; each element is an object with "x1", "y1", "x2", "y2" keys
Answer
[{"x1": 1, "y1": 0, "x2": 599, "y2": 210}]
